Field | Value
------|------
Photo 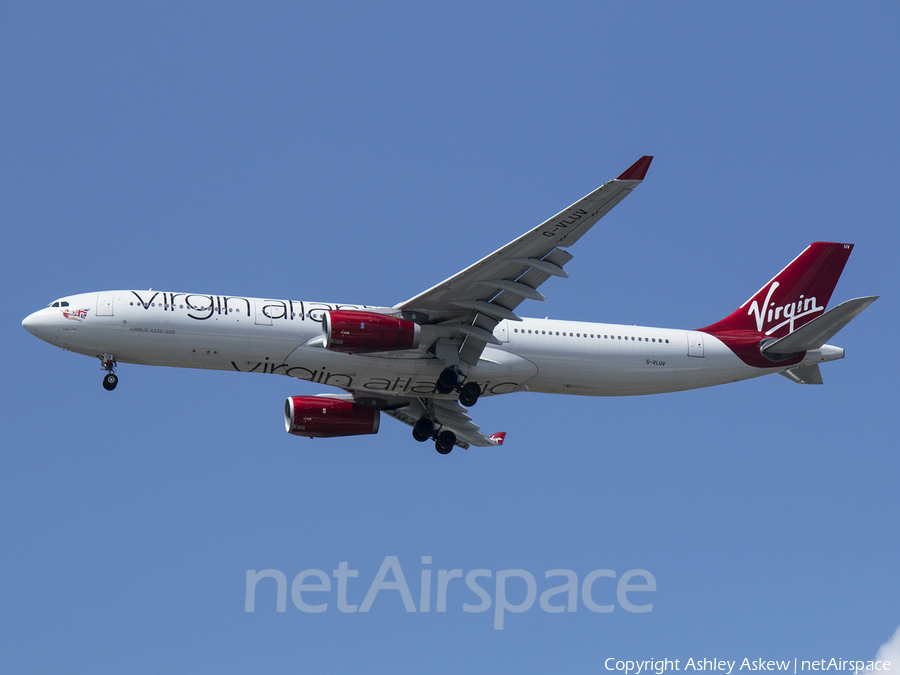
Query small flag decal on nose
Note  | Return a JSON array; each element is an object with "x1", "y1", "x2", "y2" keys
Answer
[{"x1": 62, "y1": 308, "x2": 89, "y2": 321}]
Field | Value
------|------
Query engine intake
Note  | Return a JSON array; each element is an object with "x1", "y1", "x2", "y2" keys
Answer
[
  {"x1": 284, "y1": 396, "x2": 380, "y2": 438},
  {"x1": 322, "y1": 310, "x2": 420, "y2": 353}
]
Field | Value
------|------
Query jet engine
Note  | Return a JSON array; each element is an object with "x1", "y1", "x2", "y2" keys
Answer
[
  {"x1": 284, "y1": 396, "x2": 380, "y2": 438},
  {"x1": 322, "y1": 310, "x2": 420, "y2": 353}
]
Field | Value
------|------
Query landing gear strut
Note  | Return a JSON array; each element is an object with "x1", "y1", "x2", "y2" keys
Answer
[{"x1": 100, "y1": 353, "x2": 118, "y2": 391}]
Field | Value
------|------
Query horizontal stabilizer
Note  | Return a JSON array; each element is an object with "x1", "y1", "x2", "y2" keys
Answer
[
  {"x1": 761, "y1": 296, "x2": 878, "y2": 355},
  {"x1": 778, "y1": 364, "x2": 824, "y2": 385}
]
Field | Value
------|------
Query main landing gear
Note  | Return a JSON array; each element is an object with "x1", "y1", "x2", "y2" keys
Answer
[
  {"x1": 458, "y1": 381, "x2": 480, "y2": 408},
  {"x1": 436, "y1": 367, "x2": 481, "y2": 408},
  {"x1": 411, "y1": 366, "x2": 482, "y2": 454},
  {"x1": 435, "y1": 368, "x2": 458, "y2": 394},
  {"x1": 412, "y1": 417, "x2": 457, "y2": 455},
  {"x1": 100, "y1": 353, "x2": 118, "y2": 391},
  {"x1": 435, "y1": 430, "x2": 456, "y2": 455},
  {"x1": 412, "y1": 417, "x2": 434, "y2": 442}
]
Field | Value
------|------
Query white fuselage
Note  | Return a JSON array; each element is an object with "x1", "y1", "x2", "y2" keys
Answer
[{"x1": 22, "y1": 290, "x2": 844, "y2": 398}]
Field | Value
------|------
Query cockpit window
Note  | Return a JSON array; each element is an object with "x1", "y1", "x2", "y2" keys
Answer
[
  {"x1": 50, "y1": 302, "x2": 59, "y2": 307},
  {"x1": 48, "y1": 300, "x2": 69, "y2": 308},
  {"x1": 60, "y1": 301, "x2": 69, "y2": 307}
]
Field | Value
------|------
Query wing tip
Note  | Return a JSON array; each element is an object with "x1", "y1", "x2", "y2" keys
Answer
[
  {"x1": 617, "y1": 155, "x2": 653, "y2": 181},
  {"x1": 488, "y1": 432, "x2": 506, "y2": 446}
]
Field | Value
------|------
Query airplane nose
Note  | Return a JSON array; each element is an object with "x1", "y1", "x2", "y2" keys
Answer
[
  {"x1": 22, "y1": 310, "x2": 49, "y2": 338},
  {"x1": 22, "y1": 311, "x2": 39, "y2": 335}
]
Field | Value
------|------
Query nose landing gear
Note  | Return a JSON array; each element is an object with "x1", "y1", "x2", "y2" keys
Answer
[{"x1": 100, "y1": 353, "x2": 118, "y2": 391}]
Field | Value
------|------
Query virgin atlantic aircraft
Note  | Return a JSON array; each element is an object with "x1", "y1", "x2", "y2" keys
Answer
[{"x1": 22, "y1": 156, "x2": 877, "y2": 453}]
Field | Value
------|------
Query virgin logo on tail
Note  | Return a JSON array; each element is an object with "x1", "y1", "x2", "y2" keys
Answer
[{"x1": 747, "y1": 281, "x2": 824, "y2": 335}]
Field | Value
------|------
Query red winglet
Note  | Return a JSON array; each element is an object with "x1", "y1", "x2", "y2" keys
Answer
[
  {"x1": 617, "y1": 155, "x2": 653, "y2": 181},
  {"x1": 488, "y1": 432, "x2": 506, "y2": 446}
]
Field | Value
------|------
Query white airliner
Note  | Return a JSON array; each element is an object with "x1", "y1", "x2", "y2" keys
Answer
[{"x1": 22, "y1": 156, "x2": 877, "y2": 453}]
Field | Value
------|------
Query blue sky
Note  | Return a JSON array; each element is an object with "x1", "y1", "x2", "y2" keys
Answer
[{"x1": 2, "y1": 2, "x2": 898, "y2": 673}]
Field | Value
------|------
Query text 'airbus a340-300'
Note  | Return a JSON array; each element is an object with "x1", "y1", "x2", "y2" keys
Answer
[{"x1": 23, "y1": 156, "x2": 878, "y2": 453}]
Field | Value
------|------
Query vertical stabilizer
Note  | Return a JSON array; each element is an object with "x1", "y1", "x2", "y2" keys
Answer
[{"x1": 700, "y1": 242, "x2": 853, "y2": 339}]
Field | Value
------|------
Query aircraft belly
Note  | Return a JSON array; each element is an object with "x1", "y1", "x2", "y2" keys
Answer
[{"x1": 281, "y1": 345, "x2": 538, "y2": 397}]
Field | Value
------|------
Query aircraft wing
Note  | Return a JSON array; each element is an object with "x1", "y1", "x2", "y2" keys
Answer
[
  {"x1": 380, "y1": 396, "x2": 502, "y2": 448},
  {"x1": 395, "y1": 156, "x2": 652, "y2": 366}
]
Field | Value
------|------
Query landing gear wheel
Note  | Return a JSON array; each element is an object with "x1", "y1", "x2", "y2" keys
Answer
[
  {"x1": 436, "y1": 368, "x2": 459, "y2": 395},
  {"x1": 102, "y1": 373, "x2": 118, "y2": 391},
  {"x1": 412, "y1": 417, "x2": 434, "y2": 442},
  {"x1": 458, "y1": 381, "x2": 481, "y2": 407},
  {"x1": 435, "y1": 429, "x2": 456, "y2": 454}
]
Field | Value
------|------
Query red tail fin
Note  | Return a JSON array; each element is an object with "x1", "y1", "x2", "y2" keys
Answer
[{"x1": 700, "y1": 242, "x2": 853, "y2": 338}]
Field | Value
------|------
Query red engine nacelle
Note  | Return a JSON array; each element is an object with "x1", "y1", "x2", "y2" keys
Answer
[
  {"x1": 322, "y1": 310, "x2": 420, "y2": 353},
  {"x1": 284, "y1": 396, "x2": 380, "y2": 438}
]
